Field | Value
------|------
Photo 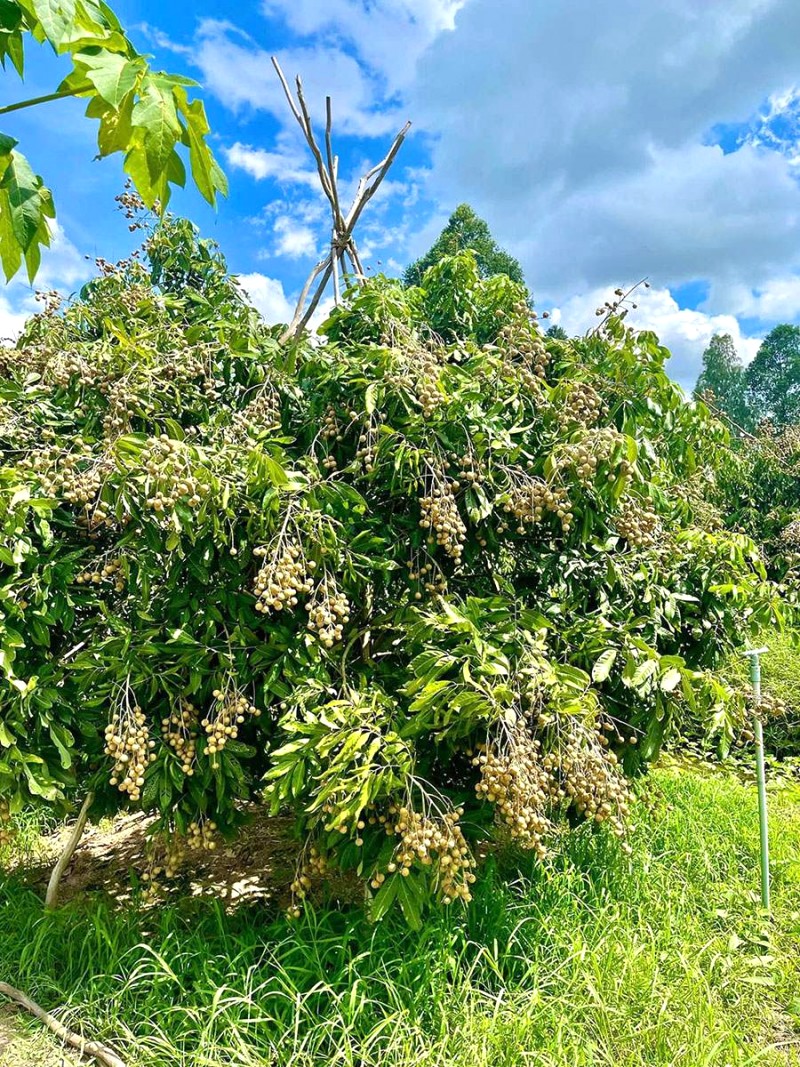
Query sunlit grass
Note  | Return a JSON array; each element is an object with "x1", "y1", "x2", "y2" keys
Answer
[{"x1": 1, "y1": 764, "x2": 799, "y2": 1066}]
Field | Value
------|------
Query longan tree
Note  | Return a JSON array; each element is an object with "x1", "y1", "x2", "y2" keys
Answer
[{"x1": 0, "y1": 210, "x2": 781, "y2": 924}]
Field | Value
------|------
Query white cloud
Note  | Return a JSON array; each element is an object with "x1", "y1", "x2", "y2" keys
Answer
[
  {"x1": 260, "y1": 0, "x2": 465, "y2": 90},
  {"x1": 0, "y1": 224, "x2": 88, "y2": 343},
  {"x1": 704, "y1": 275, "x2": 800, "y2": 322},
  {"x1": 224, "y1": 142, "x2": 318, "y2": 188},
  {"x1": 0, "y1": 292, "x2": 34, "y2": 343},
  {"x1": 192, "y1": 19, "x2": 403, "y2": 137},
  {"x1": 237, "y1": 273, "x2": 295, "y2": 325},
  {"x1": 237, "y1": 272, "x2": 335, "y2": 334},
  {"x1": 413, "y1": 0, "x2": 800, "y2": 304},
  {"x1": 273, "y1": 216, "x2": 317, "y2": 258},
  {"x1": 552, "y1": 285, "x2": 762, "y2": 390}
]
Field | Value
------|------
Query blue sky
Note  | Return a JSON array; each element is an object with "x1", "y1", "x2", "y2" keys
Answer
[{"x1": 4, "y1": 0, "x2": 800, "y2": 388}]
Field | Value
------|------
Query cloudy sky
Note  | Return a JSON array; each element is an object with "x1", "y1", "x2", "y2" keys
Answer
[{"x1": 5, "y1": 0, "x2": 800, "y2": 388}]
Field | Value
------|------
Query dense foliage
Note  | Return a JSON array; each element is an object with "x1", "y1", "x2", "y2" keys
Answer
[
  {"x1": 693, "y1": 334, "x2": 750, "y2": 431},
  {"x1": 0, "y1": 0, "x2": 226, "y2": 281},
  {"x1": 403, "y1": 203, "x2": 526, "y2": 289},
  {"x1": 693, "y1": 326, "x2": 800, "y2": 435},
  {"x1": 714, "y1": 419, "x2": 800, "y2": 588},
  {"x1": 746, "y1": 324, "x2": 800, "y2": 429},
  {"x1": 0, "y1": 216, "x2": 783, "y2": 922}
]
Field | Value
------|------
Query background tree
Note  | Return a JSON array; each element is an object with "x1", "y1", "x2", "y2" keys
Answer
[
  {"x1": 0, "y1": 0, "x2": 226, "y2": 282},
  {"x1": 546, "y1": 324, "x2": 568, "y2": 340},
  {"x1": 745, "y1": 324, "x2": 800, "y2": 429},
  {"x1": 403, "y1": 203, "x2": 526, "y2": 289},
  {"x1": 693, "y1": 334, "x2": 751, "y2": 430}
]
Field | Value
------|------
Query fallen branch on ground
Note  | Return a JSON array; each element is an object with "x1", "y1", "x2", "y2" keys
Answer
[{"x1": 0, "y1": 983, "x2": 127, "y2": 1067}]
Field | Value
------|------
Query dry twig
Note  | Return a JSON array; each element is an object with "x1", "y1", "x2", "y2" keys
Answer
[{"x1": 271, "y1": 56, "x2": 411, "y2": 341}]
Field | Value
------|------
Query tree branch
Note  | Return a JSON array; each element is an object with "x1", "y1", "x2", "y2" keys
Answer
[
  {"x1": 279, "y1": 255, "x2": 331, "y2": 343},
  {"x1": 0, "y1": 84, "x2": 94, "y2": 117},
  {"x1": 0, "y1": 982, "x2": 127, "y2": 1067},
  {"x1": 45, "y1": 790, "x2": 94, "y2": 910}
]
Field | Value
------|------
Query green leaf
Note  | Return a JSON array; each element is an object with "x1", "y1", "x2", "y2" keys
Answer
[
  {"x1": 174, "y1": 88, "x2": 227, "y2": 205},
  {"x1": 368, "y1": 875, "x2": 399, "y2": 922},
  {"x1": 395, "y1": 873, "x2": 423, "y2": 930},
  {"x1": 592, "y1": 648, "x2": 617, "y2": 683},
  {"x1": 79, "y1": 50, "x2": 141, "y2": 108},
  {"x1": 660, "y1": 667, "x2": 682, "y2": 693},
  {"x1": 0, "y1": 149, "x2": 54, "y2": 279}
]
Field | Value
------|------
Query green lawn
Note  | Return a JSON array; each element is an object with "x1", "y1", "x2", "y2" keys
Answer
[{"x1": 1, "y1": 763, "x2": 799, "y2": 1066}]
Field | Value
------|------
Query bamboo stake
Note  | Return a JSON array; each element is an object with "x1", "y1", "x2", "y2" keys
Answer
[
  {"x1": 270, "y1": 56, "x2": 410, "y2": 339},
  {"x1": 742, "y1": 647, "x2": 771, "y2": 915}
]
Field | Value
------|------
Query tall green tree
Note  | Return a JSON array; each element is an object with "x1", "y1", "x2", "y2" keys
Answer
[
  {"x1": 693, "y1": 334, "x2": 750, "y2": 430},
  {"x1": 746, "y1": 324, "x2": 800, "y2": 428},
  {"x1": 404, "y1": 203, "x2": 526, "y2": 289},
  {"x1": 0, "y1": 0, "x2": 227, "y2": 282}
]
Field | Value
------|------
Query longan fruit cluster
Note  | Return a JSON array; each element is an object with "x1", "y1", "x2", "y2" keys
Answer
[
  {"x1": 162, "y1": 700, "x2": 199, "y2": 774},
  {"x1": 779, "y1": 519, "x2": 800, "y2": 550},
  {"x1": 771, "y1": 424, "x2": 800, "y2": 464},
  {"x1": 502, "y1": 479, "x2": 573, "y2": 535},
  {"x1": 407, "y1": 557, "x2": 447, "y2": 598},
  {"x1": 141, "y1": 435, "x2": 208, "y2": 513},
  {"x1": 289, "y1": 845, "x2": 328, "y2": 917},
  {"x1": 415, "y1": 350, "x2": 444, "y2": 418},
  {"x1": 21, "y1": 441, "x2": 107, "y2": 512},
  {"x1": 750, "y1": 692, "x2": 788, "y2": 722},
  {"x1": 496, "y1": 302, "x2": 549, "y2": 379},
  {"x1": 559, "y1": 428, "x2": 630, "y2": 488},
  {"x1": 0, "y1": 799, "x2": 14, "y2": 849},
  {"x1": 356, "y1": 419, "x2": 381, "y2": 474},
  {"x1": 615, "y1": 495, "x2": 660, "y2": 548},
  {"x1": 560, "y1": 382, "x2": 604, "y2": 427},
  {"x1": 225, "y1": 387, "x2": 280, "y2": 443},
  {"x1": 186, "y1": 818, "x2": 218, "y2": 852},
  {"x1": 420, "y1": 482, "x2": 466, "y2": 559},
  {"x1": 320, "y1": 405, "x2": 342, "y2": 442},
  {"x1": 473, "y1": 733, "x2": 552, "y2": 858},
  {"x1": 141, "y1": 833, "x2": 186, "y2": 891},
  {"x1": 449, "y1": 452, "x2": 484, "y2": 488},
  {"x1": 306, "y1": 578, "x2": 351, "y2": 647},
  {"x1": 203, "y1": 688, "x2": 261, "y2": 759},
  {"x1": 253, "y1": 541, "x2": 314, "y2": 614},
  {"x1": 545, "y1": 729, "x2": 631, "y2": 848},
  {"x1": 105, "y1": 702, "x2": 156, "y2": 801},
  {"x1": 141, "y1": 820, "x2": 218, "y2": 899},
  {"x1": 75, "y1": 557, "x2": 125, "y2": 592},
  {"x1": 378, "y1": 805, "x2": 476, "y2": 905},
  {"x1": 44, "y1": 351, "x2": 99, "y2": 390}
]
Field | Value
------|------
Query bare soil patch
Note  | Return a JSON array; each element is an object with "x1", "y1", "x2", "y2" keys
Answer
[
  {"x1": 0, "y1": 1005, "x2": 80, "y2": 1067},
  {"x1": 15, "y1": 805, "x2": 357, "y2": 911}
]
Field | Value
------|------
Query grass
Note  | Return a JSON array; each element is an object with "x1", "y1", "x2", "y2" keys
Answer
[{"x1": 1, "y1": 764, "x2": 800, "y2": 1067}]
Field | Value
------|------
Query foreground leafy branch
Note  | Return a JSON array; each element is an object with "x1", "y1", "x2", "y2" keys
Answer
[{"x1": 0, "y1": 0, "x2": 226, "y2": 282}]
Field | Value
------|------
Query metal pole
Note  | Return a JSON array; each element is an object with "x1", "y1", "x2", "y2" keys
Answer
[{"x1": 742, "y1": 647, "x2": 770, "y2": 915}]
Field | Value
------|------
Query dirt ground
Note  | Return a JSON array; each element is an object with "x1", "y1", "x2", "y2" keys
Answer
[
  {"x1": 0, "y1": 1006, "x2": 80, "y2": 1067},
  {"x1": 13, "y1": 803, "x2": 357, "y2": 912}
]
